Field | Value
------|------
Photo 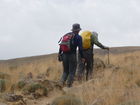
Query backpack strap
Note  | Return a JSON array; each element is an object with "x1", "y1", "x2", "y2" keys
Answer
[{"x1": 58, "y1": 37, "x2": 62, "y2": 44}]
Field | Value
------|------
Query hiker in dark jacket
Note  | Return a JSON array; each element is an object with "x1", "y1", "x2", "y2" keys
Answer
[
  {"x1": 77, "y1": 31, "x2": 109, "y2": 81},
  {"x1": 58, "y1": 23, "x2": 85, "y2": 87}
]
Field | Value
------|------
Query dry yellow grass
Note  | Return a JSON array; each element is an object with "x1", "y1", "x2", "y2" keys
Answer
[
  {"x1": 0, "y1": 54, "x2": 62, "y2": 91},
  {"x1": 0, "y1": 49, "x2": 140, "y2": 105},
  {"x1": 68, "y1": 51, "x2": 140, "y2": 105}
]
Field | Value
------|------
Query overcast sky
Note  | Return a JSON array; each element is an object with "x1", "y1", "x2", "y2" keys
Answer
[{"x1": 0, "y1": 0, "x2": 140, "y2": 59}]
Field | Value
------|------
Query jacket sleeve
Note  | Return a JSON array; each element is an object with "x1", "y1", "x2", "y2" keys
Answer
[
  {"x1": 58, "y1": 47, "x2": 62, "y2": 55},
  {"x1": 91, "y1": 34, "x2": 106, "y2": 49},
  {"x1": 78, "y1": 36, "x2": 84, "y2": 58}
]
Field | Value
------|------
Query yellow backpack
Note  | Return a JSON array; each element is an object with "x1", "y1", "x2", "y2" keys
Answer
[{"x1": 81, "y1": 31, "x2": 92, "y2": 49}]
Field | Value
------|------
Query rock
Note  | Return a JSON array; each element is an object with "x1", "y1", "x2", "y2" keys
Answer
[
  {"x1": 4, "y1": 93, "x2": 23, "y2": 102},
  {"x1": 0, "y1": 79, "x2": 6, "y2": 92},
  {"x1": 22, "y1": 83, "x2": 48, "y2": 97},
  {"x1": 21, "y1": 79, "x2": 62, "y2": 98},
  {"x1": 31, "y1": 92, "x2": 42, "y2": 99},
  {"x1": 51, "y1": 94, "x2": 85, "y2": 105}
]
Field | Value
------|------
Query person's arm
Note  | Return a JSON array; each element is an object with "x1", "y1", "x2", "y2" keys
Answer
[
  {"x1": 58, "y1": 37, "x2": 63, "y2": 61},
  {"x1": 91, "y1": 34, "x2": 109, "y2": 50},
  {"x1": 57, "y1": 48, "x2": 63, "y2": 62},
  {"x1": 58, "y1": 47, "x2": 62, "y2": 54}
]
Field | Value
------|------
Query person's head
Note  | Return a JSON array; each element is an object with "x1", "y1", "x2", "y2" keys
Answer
[
  {"x1": 92, "y1": 31, "x2": 98, "y2": 38},
  {"x1": 71, "y1": 23, "x2": 81, "y2": 34}
]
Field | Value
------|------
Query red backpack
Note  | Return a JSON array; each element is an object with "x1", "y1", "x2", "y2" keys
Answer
[{"x1": 59, "y1": 33, "x2": 74, "y2": 52}]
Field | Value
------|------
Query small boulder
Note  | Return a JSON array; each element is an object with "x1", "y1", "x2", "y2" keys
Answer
[
  {"x1": 4, "y1": 93, "x2": 23, "y2": 102},
  {"x1": 22, "y1": 83, "x2": 48, "y2": 97}
]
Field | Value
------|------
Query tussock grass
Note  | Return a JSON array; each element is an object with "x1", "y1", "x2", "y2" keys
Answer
[
  {"x1": 62, "y1": 51, "x2": 140, "y2": 105},
  {"x1": 0, "y1": 51, "x2": 140, "y2": 105}
]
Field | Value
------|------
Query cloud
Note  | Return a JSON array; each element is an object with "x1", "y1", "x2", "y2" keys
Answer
[{"x1": 0, "y1": 0, "x2": 140, "y2": 59}]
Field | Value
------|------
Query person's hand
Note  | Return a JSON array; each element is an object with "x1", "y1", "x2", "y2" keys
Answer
[
  {"x1": 105, "y1": 47, "x2": 109, "y2": 50},
  {"x1": 58, "y1": 54, "x2": 63, "y2": 62}
]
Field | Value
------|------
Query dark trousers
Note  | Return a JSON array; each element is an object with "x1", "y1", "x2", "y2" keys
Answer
[
  {"x1": 77, "y1": 49, "x2": 93, "y2": 80},
  {"x1": 61, "y1": 53, "x2": 77, "y2": 86}
]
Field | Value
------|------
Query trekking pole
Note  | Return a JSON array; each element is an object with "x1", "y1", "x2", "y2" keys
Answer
[{"x1": 107, "y1": 49, "x2": 110, "y2": 65}]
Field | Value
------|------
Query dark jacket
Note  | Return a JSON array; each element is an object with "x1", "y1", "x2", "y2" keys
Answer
[{"x1": 59, "y1": 32, "x2": 83, "y2": 58}]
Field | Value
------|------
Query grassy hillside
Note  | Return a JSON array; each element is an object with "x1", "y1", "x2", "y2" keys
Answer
[
  {"x1": 94, "y1": 46, "x2": 140, "y2": 55},
  {"x1": 67, "y1": 50, "x2": 140, "y2": 105},
  {"x1": 0, "y1": 46, "x2": 140, "y2": 105}
]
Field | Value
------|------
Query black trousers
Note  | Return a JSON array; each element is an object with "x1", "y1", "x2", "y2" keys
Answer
[
  {"x1": 77, "y1": 49, "x2": 93, "y2": 80},
  {"x1": 61, "y1": 53, "x2": 77, "y2": 86}
]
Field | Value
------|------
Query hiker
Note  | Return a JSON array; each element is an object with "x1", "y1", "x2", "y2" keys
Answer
[
  {"x1": 58, "y1": 23, "x2": 85, "y2": 87},
  {"x1": 77, "y1": 31, "x2": 109, "y2": 81}
]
